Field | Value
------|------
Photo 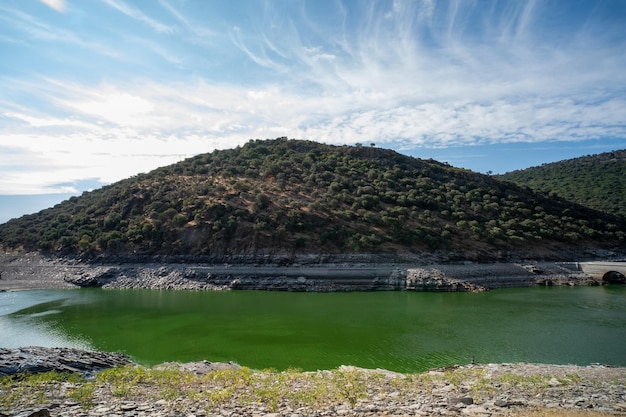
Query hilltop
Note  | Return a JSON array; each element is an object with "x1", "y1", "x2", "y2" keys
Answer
[
  {"x1": 0, "y1": 138, "x2": 624, "y2": 262},
  {"x1": 499, "y1": 149, "x2": 626, "y2": 219}
]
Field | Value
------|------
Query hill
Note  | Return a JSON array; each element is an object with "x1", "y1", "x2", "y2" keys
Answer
[
  {"x1": 498, "y1": 150, "x2": 626, "y2": 219},
  {"x1": 0, "y1": 138, "x2": 624, "y2": 262}
]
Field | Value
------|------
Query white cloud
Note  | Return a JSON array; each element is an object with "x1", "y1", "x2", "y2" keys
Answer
[
  {"x1": 0, "y1": 130, "x2": 223, "y2": 194},
  {"x1": 2, "y1": 77, "x2": 623, "y2": 195},
  {"x1": 73, "y1": 93, "x2": 155, "y2": 127},
  {"x1": 1, "y1": 0, "x2": 625, "y2": 195},
  {"x1": 3, "y1": 111, "x2": 98, "y2": 130},
  {"x1": 38, "y1": 0, "x2": 66, "y2": 13}
]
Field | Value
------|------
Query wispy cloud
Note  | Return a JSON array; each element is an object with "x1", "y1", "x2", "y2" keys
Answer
[
  {"x1": 101, "y1": 0, "x2": 176, "y2": 34},
  {"x1": 1, "y1": 0, "x2": 625, "y2": 195},
  {"x1": 0, "y1": 4, "x2": 123, "y2": 59},
  {"x1": 230, "y1": 27, "x2": 289, "y2": 73}
]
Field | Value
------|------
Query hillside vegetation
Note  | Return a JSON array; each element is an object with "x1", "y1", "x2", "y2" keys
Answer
[
  {"x1": 0, "y1": 138, "x2": 624, "y2": 261},
  {"x1": 499, "y1": 150, "x2": 626, "y2": 219}
]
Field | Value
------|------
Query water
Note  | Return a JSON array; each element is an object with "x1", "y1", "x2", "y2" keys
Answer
[{"x1": 1, "y1": 286, "x2": 625, "y2": 372}]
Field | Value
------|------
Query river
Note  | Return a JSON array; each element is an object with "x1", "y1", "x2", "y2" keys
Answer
[{"x1": 1, "y1": 286, "x2": 625, "y2": 373}]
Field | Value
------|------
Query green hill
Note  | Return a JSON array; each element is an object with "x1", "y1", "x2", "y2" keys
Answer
[
  {"x1": 0, "y1": 138, "x2": 624, "y2": 261},
  {"x1": 498, "y1": 150, "x2": 626, "y2": 219}
]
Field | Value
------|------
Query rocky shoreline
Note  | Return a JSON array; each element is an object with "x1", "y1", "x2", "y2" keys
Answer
[
  {"x1": 0, "y1": 347, "x2": 132, "y2": 378},
  {"x1": 1, "y1": 347, "x2": 625, "y2": 417},
  {"x1": 0, "y1": 252, "x2": 604, "y2": 292},
  {"x1": 1, "y1": 253, "x2": 624, "y2": 416}
]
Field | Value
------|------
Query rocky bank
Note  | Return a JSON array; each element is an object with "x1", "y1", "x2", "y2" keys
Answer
[
  {"x1": 0, "y1": 347, "x2": 131, "y2": 378},
  {"x1": 1, "y1": 348, "x2": 625, "y2": 417},
  {"x1": 0, "y1": 253, "x2": 602, "y2": 292}
]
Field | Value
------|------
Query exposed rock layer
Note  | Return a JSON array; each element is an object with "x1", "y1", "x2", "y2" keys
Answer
[
  {"x1": 0, "y1": 347, "x2": 131, "y2": 377},
  {"x1": 0, "y1": 253, "x2": 604, "y2": 292}
]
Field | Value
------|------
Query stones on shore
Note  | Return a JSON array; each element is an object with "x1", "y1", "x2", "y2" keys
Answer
[
  {"x1": 405, "y1": 268, "x2": 485, "y2": 292},
  {"x1": 1, "y1": 350, "x2": 625, "y2": 417},
  {"x1": 0, "y1": 347, "x2": 132, "y2": 377}
]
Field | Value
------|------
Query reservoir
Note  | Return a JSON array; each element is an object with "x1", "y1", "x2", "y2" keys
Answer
[{"x1": 1, "y1": 286, "x2": 625, "y2": 373}]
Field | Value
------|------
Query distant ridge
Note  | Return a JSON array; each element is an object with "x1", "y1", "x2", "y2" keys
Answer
[
  {"x1": 0, "y1": 138, "x2": 624, "y2": 261},
  {"x1": 499, "y1": 149, "x2": 626, "y2": 219}
]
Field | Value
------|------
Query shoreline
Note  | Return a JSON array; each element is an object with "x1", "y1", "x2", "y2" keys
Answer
[
  {"x1": 1, "y1": 347, "x2": 625, "y2": 417},
  {"x1": 0, "y1": 252, "x2": 605, "y2": 292},
  {"x1": 2, "y1": 250, "x2": 625, "y2": 416}
]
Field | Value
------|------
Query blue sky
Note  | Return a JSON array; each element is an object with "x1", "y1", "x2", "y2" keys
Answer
[{"x1": 1, "y1": 0, "x2": 625, "y2": 223}]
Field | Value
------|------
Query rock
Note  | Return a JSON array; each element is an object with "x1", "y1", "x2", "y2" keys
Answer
[
  {"x1": 449, "y1": 397, "x2": 474, "y2": 406},
  {"x1": 64, "y1": 273, "x2": 99, "y2": 287},
  {"x1": 0, "y1": 347, "x2": 132, "y2": 377},
  {"x1": 614, "y1": 402, "x2": 626, "y2": 411},
  {"x1": 13, "y1": 411, "x2": 50, "y2": 417},
  {"x1": 406, "y1": 269, "x2": 485, "y2": 292},
  {"x1": 462, "y1": 405, "x2": 490, "y2": 416},
  {"x1": 120, "y1": 403, "x2": 138, "y2": 411},
  {"x1": 548, "y1": 377, "x2": 562, "y2": 386},
  {"x1": 493, "y1": 399, "x2": 507, "y2": 407},
  {"x1": 494, "y1": 398, "x2": 526, "y2": 407},
  {"x1": 570, "y1": 396, "x2": 588, "y2": 405}
]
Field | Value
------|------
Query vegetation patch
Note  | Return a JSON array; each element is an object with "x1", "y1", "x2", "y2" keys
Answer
[
  {"x1": 499, "y1": 149, "x2": 626, "y2": 219},
  {"x1": 1, "y1": 139, "x2": 623, "y2": 260},
  {"x1": 2, "y1": 364, "x2": 623, "y2": 416},
  {"x1": 0, "y1": 371, "x2": 86, "y2": 410}
]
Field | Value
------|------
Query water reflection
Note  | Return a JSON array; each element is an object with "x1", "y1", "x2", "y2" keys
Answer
[
  {"x1": 0, "y1": 290, "x2": 92, "y2": 350},
  {"x1": 0, "y1": 314, "x2": 91, "y2": 349}
]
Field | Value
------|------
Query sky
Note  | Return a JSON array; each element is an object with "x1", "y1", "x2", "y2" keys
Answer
[{"x1": 1, "y1": 0, "x2": 625, "y2": 223}]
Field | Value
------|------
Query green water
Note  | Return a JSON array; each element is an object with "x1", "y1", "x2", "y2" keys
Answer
[{"x1": 1, "y1": 286, "x2": 625, "y2": 372}]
